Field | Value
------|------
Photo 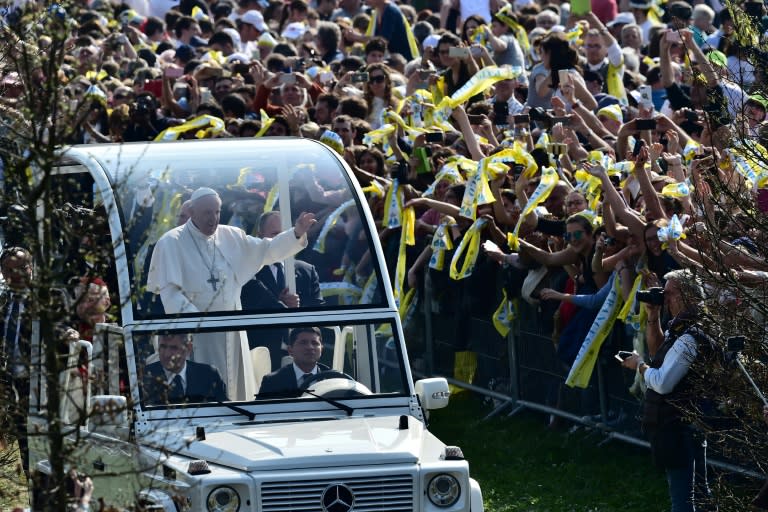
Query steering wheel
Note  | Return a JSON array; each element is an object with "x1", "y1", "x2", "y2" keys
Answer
[
  {"x1": 301, "y1": 370, "x2": 372, "y2": 398},
  {"x1": 301, "y1": 370, "x2": 355, "y2": 389}
]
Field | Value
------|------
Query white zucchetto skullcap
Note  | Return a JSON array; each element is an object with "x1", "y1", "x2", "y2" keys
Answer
[{"x1": 190, "y1": 187, "x2": 219, "y2": 202}]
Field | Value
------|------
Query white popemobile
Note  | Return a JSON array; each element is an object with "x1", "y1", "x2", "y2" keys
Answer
[{"x1": 26, "y1": 138, "x2": 483, "y2": 511}]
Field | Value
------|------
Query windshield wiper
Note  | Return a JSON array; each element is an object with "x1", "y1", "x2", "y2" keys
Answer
[
  {"x1": 302, "y1": 389, "x2": 354, "y2": 416},
  {"x1": 217, "y1": 401, "x2": 256, "y2": 421}
]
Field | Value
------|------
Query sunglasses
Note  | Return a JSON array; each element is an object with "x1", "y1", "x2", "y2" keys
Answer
[
  {"x1": 369, "y1": 75, "x2": 386, "y2": 84},
  {"x1": 563, "y1": 230, "x2": 584, "y2": 242}
]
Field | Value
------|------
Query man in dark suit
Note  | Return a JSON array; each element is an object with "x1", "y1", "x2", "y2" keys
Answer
[
  {"x1": 258, "y1": 327, "x2": 328, "y2": 398},
  {"x1": 142, "y1": 333, "x2": 227, "y2": 404},
  {"x1": 241, "y1": 211, "x2": 325, "y2": 368}
]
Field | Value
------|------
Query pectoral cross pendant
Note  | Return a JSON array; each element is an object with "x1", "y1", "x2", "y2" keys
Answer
[{"x1": 207, "y1": 272, "x2": 220, "y2": 291}]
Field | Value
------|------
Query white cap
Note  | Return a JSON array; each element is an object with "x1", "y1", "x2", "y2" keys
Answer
[
  {"x1": 607, "y1": 12, "x2": 637, "y2": 27},
  {"x1": 190, "y1": 187, "x2": 219, "y2": 202},
  {"x1": 240, "y1": 10, "x2": 267, "y2": 32},
  {"x1": 281, "y1": 22, "x2": 307, "y2": 40}
]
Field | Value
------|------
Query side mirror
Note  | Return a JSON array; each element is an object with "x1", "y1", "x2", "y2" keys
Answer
[
  {"x1": 415, "y1": 378, "x2": 450, "y2": 410},
  {"x1": 90, "y1": 395, "x2": 129, "y2": 440}
]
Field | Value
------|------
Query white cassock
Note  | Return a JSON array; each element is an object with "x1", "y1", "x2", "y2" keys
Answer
[{"x1": 146, "y1": 220, "x2": 306, "y2": 401}]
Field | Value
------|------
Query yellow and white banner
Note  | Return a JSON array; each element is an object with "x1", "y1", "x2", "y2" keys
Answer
[
  {"x1": 507, "y1": 166, "x2": 558, "y2": 250},
  {"x1": 449, "y1": 217, "x2": 487, "y2": 280},
  {"x1": 429, "y1": 219, "x2": 456, "y2": 271},
  {"x1": 393, "y1": 206, "x2": 416, "y2": 307},
  {"x1": 313, "y1": 199, "x2": 356, "y2": 253},
  {"x1": 154, "y1": 115, "x2": 225, "y2": 141},
  {"x1": 492, "y1": 289, "x2": 516, "y2": 337},
  {"x1": 566, "y1": 274, "x2": 624, "y2": 388}
]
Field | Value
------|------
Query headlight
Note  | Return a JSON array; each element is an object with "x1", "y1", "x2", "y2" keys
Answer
[
  {"x1": 206, "y1": 486, "x2": 240, "y2": 512},
  {"x1": 427, "y1": 474, "x2": 461, "y2": 507}
]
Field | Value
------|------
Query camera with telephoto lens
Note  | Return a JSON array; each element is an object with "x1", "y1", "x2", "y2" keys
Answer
[{"x1": 636, "y1": 287, "x2": 665, "y2": 305}]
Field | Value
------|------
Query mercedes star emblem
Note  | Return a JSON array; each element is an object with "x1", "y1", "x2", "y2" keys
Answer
[{"x1": 320, "y1": 483, "x2": 355, "y2": 512}]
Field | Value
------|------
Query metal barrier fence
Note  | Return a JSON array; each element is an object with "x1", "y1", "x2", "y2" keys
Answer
[{"x1": 406, "y1": 263, "x2": 762, "y2": 478}]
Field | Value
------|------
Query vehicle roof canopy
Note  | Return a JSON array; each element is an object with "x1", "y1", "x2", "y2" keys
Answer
[{"x1": 56, "y1": 138, "x2": 390, "y2": 324}]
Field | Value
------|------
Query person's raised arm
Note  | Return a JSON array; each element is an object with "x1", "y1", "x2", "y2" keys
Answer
[
  {"x1": 451, "y1": 105, "x2": 485, "y2": 160},
  {"x1": 518, "y1": 239, "x2": 581, "y2": 267},
  {"x1": 681, "y1": 29, "x2": 718, "y2": 87},
  {"x1": 405, "y1": 197, "x2": 462, "y2": 218},
  {"x1": 637, "y1": 143, "x2": 667, "y2": 220},
  {"x1": 659, "y1": 30, "x2": 675, "y2": 88},
  {"x1": 584, "y1": 162, "x2": 646, "y2": 235}
]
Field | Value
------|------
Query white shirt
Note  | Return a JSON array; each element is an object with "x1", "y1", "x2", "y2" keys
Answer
[
  {"x1": 644, "y1": 332, "x2": 698, "y2": 395},
  {"x1": 292, "y1": 363, "x2": 319, "y2": 386}
]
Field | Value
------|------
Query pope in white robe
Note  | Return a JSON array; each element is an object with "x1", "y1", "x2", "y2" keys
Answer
[{"x1": 146, "y1": 187, "x2": 316, "y2": 401}]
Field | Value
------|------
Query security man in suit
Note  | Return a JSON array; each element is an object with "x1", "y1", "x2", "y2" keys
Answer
[
  {"x1": 142, "y1": 333, "x2": 227, "y2": 403},
  {"x1": 241, "y1": 211, "x2": 325, "y2": 368},
  {"x1": 258, "y1": 327, "x2": 328, "y2": 398}
]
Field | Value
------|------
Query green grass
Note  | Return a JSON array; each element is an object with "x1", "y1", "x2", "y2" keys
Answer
[
  {"x1": 0, "y1": 446, "x2": 26, "y2": 510},
  {"x1": 429, "y1": 395, "x2": 669, "y2": 512}
]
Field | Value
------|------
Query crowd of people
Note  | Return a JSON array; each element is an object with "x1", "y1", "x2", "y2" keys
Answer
[{"x1": 2, "y1": 0, "x2": 768, "y2": 509}]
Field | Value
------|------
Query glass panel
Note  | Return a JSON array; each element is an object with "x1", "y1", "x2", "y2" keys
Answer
[
  {"x1": 106, "y1": 140, "x2": 385, "y2": 318},
  {"x1": 134, "y1": 321, "x2": 408, "y2": 407}
]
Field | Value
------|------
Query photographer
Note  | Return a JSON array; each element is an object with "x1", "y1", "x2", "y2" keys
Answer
[{"x1": 621, "y1": 269, "x2": 715, "y2": 512}]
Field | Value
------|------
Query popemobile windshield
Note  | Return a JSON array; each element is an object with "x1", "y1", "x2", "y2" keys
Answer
[{"x1": 25, "y1": 138, "x2": 483, "y2": 511}]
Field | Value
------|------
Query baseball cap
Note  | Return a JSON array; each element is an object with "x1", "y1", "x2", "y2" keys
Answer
[
  {"x1": 240, "y1": 10, "x2": 267, "y2": 32},
  {"x1": 607, "y1": 12, "x2": 636, "y2": 27},
  {"x1": 281, "y1": 22, "x2": 307, "y2": 40}
]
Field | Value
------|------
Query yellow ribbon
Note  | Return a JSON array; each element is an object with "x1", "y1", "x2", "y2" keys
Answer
[
  {"x1": 254, "y1": 109, "x2": 274, "y2": 137},
  {"x1": 495, "y1": 4, "x2": 530, "y2": 63},
  {"x1": 607, "y1": 56, "x2": 628, "y2": 105},
  {"x1": 507, "y1": 166, "x2": 559, "y2": 250},
  {"x1": 437, "y1": 65, "x2": 524, "y2": 110},
  {"x1": 449, "y1": 218, "x2": 487, "y2": 280},
  {"x1": 366, "y1": 8, "x2": 419, "y2": 59},
  {"x1": 618, "y1": 273, "x2": 642, "y2": 322},
  {"x1": 154, "y1": 115, "x2": 225, "y2": 142},
  {"x1": 263, "y1": 183, "x2": 279, "y2": 213},
  {"x1": 313, "y1": 199, "x2": 356, "y2": 254},
  {"x1": 361, "y1": 181, "x2": 386, "y2": 198},
  {"x1": 394, "y1": 206, "x2": 416, "y2": 307},
  {"x1": 492, "y1": 289, "x2": 516, "y2": 337}
]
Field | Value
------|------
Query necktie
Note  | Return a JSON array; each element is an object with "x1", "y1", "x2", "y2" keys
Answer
[
  {"x1": 275, "y1": 263, "x2": 285, "y2": 290},
  {"x1": 3, "y1": 297, "x2": 18, "y2": 368},
  {"x1": 299, "y1": 372, "x2": 314, "y2": 389},
  {"x1": 168, "y1": 374, "x2": 184, "y2": 402}
]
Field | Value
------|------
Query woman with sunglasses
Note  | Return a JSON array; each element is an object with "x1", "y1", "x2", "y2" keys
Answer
[
  {"x1": 485, "y1": 214, "x2": 599, "y2": 363},
  {"x1": 363, "y1": 63, "x2": 398, "y2": 129}
]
